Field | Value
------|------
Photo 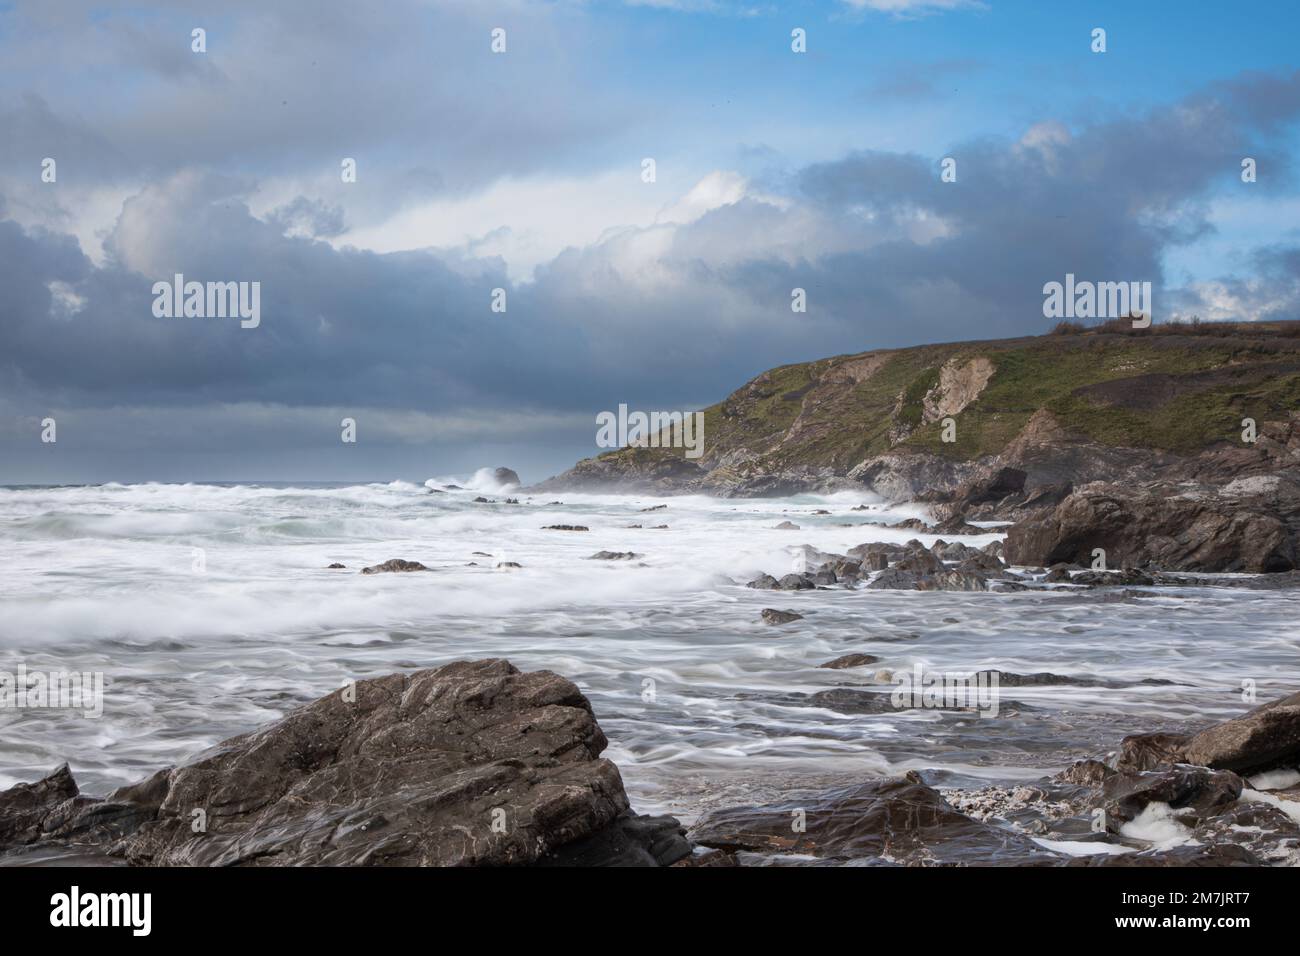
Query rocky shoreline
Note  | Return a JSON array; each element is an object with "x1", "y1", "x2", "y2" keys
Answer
[{"x1": 3, "y1": 656, "x2": 1297, "y2": 867}]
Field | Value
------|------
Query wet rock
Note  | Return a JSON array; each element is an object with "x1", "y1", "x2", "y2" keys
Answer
[
  {"x1": 777, "y1": 573, "x2": 815, "y2": 591},
  {"x1": 326, "y1": 563, "x2": 346, "y2": 569},
  {"x1": 917, "y1": 570, "x2": 990, "y2": 592},
  {"x1": 0, "y1": 763, "x2": 79, "y2": 851},
  {"x1": 473, "y1": 496, "x2": 492, "y2": 503},
  {"x1": 866, "y1": 568, "x2": 922, "y2": 590},
  {"x1": 894, "y1": 551, "x2": 944, "y2": 574},
  {"x1": 1183, "y1": 691, "x2": 1300, "y2": 774},
  {"x1": 1056, "y1": 760, "x2": 1115, "y2": 787},
  {"x1": 688, "y1": 772, "x2": 1056, "y2": 865},
  {"x1": 773, "y1": 521, "x2": 801, "y2": 530},
  {"x1": 1069, "y1": 843, "x2": 1262, "y2": 867},
  {"x1": 818, "y1": 653, "x2": 881, "y2": 670},
  {"x1": 1098, "y1": 766, "x2": 1244, "y2": 826},
  {"x1": 1072, "y1": 568, "x2": 1155, "y2": 587},
  {"x1": 542, "y1": 525, "x2": 589, "y2": 531},
  {"x1": 931, "y1": 515, "x2": 986, "y2": 535},
  {"x1": 745, "y1": 573, "x2": 780, "y2": 590},
  {"x1": 861, "y1": 552, "x2": 889, "y2": 571},
  {"x1": 588, "y1": 551, "x2": 643, "y2": 560},
  {"x1": 810, "y1": 569, "x2": 838, "y2": 587},
  {"x1": 1114, "y1": 733, "x2": 1190, "y2": 772},
  {"x1": 761, "y1": 608, "x2": 803, "y2": 626},
  {"x1": 639, "y1": 504, "x2": 667, "y2": 512},
  {"x1": 492, "y1": 467, "x2": 521, "y2": 487},
  {"x1": 495, "y1": 561, "x2": 522, "y2": 569},
  {"x1": 360, "y1": 558, "x2": 429, "y2": 574},
  {"x1": 535, "y1": 812, "x2": 691, "y2": 867}
]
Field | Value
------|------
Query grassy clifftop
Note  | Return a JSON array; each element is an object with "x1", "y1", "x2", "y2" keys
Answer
[{"x1": 583, "y1": 321, "x2": 1300, "y2": 483}]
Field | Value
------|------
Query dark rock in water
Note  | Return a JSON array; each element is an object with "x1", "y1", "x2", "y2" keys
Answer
[
  {"x1": 1072, "y1": 568, "x2": 1155, "y2": 587},
  {"x1": 495, "y1": 561, "x2": 522, "y2": 569},
  {"x1": 866, "y1": 568, "x2": 922, "y2": 590},
  {"x1": 688, "y1": 772, "x2": 1056, "y2": 865},
  {"x1": 1114, "y1": 733, "x2": 1190, "y2": 772},
  {"x1": 473, "y1": 496, "x2": 492, "y2": 503},
  {"x1": 1069, "y1": 843, "x2": 1262, "y2": 867},
  {"x1": 503, "y1": 497, "x2": 520, "y2": 505},
  {"x1": 917, "y1": 570, "x2": 989, "y2": 592},
  {"x1": 639, "y1": 504, "x2": 667, "y2": 512},
  {"x1": 955, "y1": 551, "x2": 1004, "y2": 573},
  {"x1": 543, "y1": 525, "x2": 589, "y2": 531},
  {"x1": 326, "y1": 563, "x2": 346, "y2": 569},
  {"x1": 894, "y1": 550, "x2": 944, "y2": 574},
  {"x1": 535, "y1": 812, "x2": 690, "y2": 867},
  {"x1": 1043, "y1": 566, "x2": 1073, "y2": 583},
  {"x1": 1004, "y1": 479, "x2": 1300, "y2": 573},
  {"x1": 773, "y1": 520, "x2": 800, "y2": 530},
  {"x1": 931, "y1": 514, "x2": 985, "y2": 535},
  {"x1": 745, "y1": 573, "x2": 780, "y2": 590},
  {"x1": 588, "y1": 551, "x2": 643, "y2": 561},
  {"x1": 1183, "y1": 691, "x2": 1300, "y2": 774},
  {"x1": 810, "y1": 569, "x2": 838, "y2": 587},
  {"x1": 777, "y1": 573, "x2": 815, "y2": 591},
  {"x1": 1097, "y1": 766, "x2": 1244, "y2": 826},
  {"x1": 818, "y1": 653, "x2": 881, "y2": 670},
  {"x1": 861, "y1": 552, "x2": 889, "y2": 571},
  {"x1": 492, "y1": 467, "x2": 521, "y2": 487},
  {"x1": 360, "y1": 558, "x2": 429, "y2": 574},
  {"x1": 472, "y1": 551, "x2": 493, "y2": 557},
  {"x1": 0, "y1": 660, "x2": 683, "y2": 866},
  {"x1": 444, "y1": 484, "x2": 463, "y2": 490},
  {"x1": 1056, "y1": 760, "x2": 1115, "y2": 787},
  {"x1": 761, "y1": 608, "x2": 803, "y2": 625}
]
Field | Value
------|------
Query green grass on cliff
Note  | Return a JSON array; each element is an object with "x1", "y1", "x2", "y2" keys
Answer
[{"x1": 590, "y1": 323, "x2": 1300, "y2": 472}]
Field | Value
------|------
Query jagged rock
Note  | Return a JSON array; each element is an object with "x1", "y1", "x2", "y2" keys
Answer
[
  {"x1": 0, "y1": 660, "x2": 686, "y2": 867},
  {"x1": 1056, "y1": 760, "x2": 1115, "y2": 787},
  {"x1": 1005, "y1": 479, "x2": 1300, "y2": 573},
  {"x1": 818, "y1": 653, "x2": 880, "y2": 670},
  {"x1": 1183, "y1": 691, "x2": 1300, "y2": 774},
  {"x1": 761, "y1": 608, "x2": 803, "y2": 625},
  {"x1": 360, "y1": 558, "x2": 429, "y2": 574}
]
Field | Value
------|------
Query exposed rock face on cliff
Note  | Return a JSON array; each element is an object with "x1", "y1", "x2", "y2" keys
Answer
[
  {"x1": 532, "y1": 324, "x2": 1300, "y2": 507},
  {"x1": 0, "y1": 660, "x2": 690, "y2": 867}
]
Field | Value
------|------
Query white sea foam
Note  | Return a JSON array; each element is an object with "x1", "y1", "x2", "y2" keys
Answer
[{"x1": 1, "y1": 479, "x2": 1298, "y2": 821}]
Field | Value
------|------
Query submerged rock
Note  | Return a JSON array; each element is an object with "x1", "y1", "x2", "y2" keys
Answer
[
  {"x1": 760, "y1": 608, "x2": 803, "y2": 626},
  {"x1": 818, "y1": 653, "x2": 881, "y2": 670},
  {"x1": 588, "y1": 551, "x2": 643, "y2": 561},
  {"x1": 360, "y1": 558, "x2": 429, "y2": 574},
  {"x1": 542, "y1": 525, "x2": 589, "y2": 531}
]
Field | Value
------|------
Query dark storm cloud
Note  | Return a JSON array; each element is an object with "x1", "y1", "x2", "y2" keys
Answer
[{"x1": 3, "y1": 65, "x2": 1300, "y2": 481}]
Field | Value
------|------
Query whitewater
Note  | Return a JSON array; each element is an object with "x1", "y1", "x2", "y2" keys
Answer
[{"x1": 3, "y1": 473, "x2": 1299, "y2": 825}]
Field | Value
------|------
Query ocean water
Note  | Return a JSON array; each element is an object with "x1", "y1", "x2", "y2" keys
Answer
[{"x1": 2, "y1": 473, "x2": 1298, "y2": 824}]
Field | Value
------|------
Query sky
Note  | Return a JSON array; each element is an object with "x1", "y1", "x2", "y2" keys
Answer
[{"x1": 2, "y1": 0, "x2": 1299, "y2": 484}]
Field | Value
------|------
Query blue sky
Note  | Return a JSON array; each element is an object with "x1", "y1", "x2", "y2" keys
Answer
[{"x1": 1, "y1": 0, "x2": 1298, "y2": 483}]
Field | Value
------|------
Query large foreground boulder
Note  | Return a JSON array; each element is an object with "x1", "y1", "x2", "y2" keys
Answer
[
  {"x1": 0, "y1": 660, "x2": 689, "y2": 867},
  {"x1": 1004, "y1": 477, "x2": 1300, "y2": 572}
]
